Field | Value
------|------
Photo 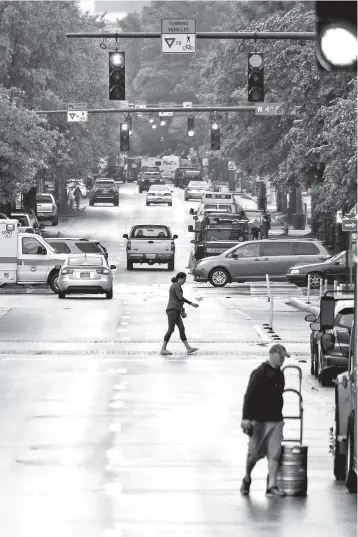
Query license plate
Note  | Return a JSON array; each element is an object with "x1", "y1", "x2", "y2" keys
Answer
[
  {"x1": 38, "y1": 212, "x2": 47, "y2": 216},
  {"x1": 80, "y1": 272, "x2": 90, "y2": 278},
  {"x1": 146, "y1": 254, "x2": 156, "y2": 259},
  {"x1": 157, "y1": 197, "x2": 163, "y2": 200}
]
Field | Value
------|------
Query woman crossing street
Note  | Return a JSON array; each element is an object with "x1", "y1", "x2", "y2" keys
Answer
[{"x1": 161, "y1": 272, "x2": 199, "y2": 356}]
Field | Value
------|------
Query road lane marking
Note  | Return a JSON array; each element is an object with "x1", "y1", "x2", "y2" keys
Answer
[{"x1": 253, "y1": 324, "x2": 271, "y2": 342}]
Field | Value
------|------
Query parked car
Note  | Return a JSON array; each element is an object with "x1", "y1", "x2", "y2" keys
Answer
[
  {"x1": 184, "y1": 181, "x2": 209, "y2": 201},
  {"x1": 36, "y1": 193, "x2": 59, "y2": 226},
  {"x1": 10, "y1": 211, "x2": 44, "y2": 235},
  {"x1": 123, "y1": 224, "x2": 178, "y2": 271},
  {"x1": 146, "y1": 185, "x2": 172, "y2": 206},
  {"x1": 89, "y1": 179, "x2": 119, "y2": 206},
  {"x1": 305, "y1": 297, "x2": 354, "y2": 386},
  {"x1": 174, "y1": 167, "x2": 203, "y2": 188},
  {"x1": 58, "y1": 254, "x2": 116, "y2": 299},
  {"x1": 138, "y1": 167, "x2": 164, "y2": 193},
  {"x1": 45, "y1": 237, "x2": 108, "y2": 261},
  {"x1": 287, "y1": 250, "x2": 354, "y2": 289},
  {"x1": 191, "y1": 239, "x2": 329, "y2": 287}
]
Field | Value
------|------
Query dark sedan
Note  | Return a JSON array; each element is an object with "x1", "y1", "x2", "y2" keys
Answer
[
  {"x1": 286, "y1": 251, "x2": 354, "y2": 289},
  {"x1": 305, "y1": 298, "x2": 354, "y2": 386}
]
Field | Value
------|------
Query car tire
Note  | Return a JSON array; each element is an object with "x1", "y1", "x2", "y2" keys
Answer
[
  {"x1": 318, "y1": 361, "x2": 330, "y2": 387},
  {"x1": 310, "y1": 348, "x2": 315, "y2": 376},
  {"x1": 89, "y1": 201, "x2": 94, "y2": 206},
  {"x1": 168, "y1": 261, "x2": 175, "y2": 271},
  {"x1": 114, "y1": 201, "x2": 119, "y2": 207},
  {"x1": 106, "y1": 288, "x2": 113, "y2": 299},
  {"x1": 345, "y1": 418, "x2": 357, "y2": 493},
  {"x1": 146, "y1": 202, "x2": 150, "y2": 206},
  {"x1": 48, "y1": 271, "x2": 60, "y2": 293},
  {"x1": 307, "y1": 272, "x2": 322, "y2": 290},
  {"x1": 168, "y1": 203, "x2": 172, "y2": 207},
  {"x1": 333, "y1": 390, "x2": 346, "y2": 481},
  {"x1": 138, "y1": 188, "x2": 143, "y2": 194},
  {"x1": 313, "y1": 348, "x2": 319, "y2": 378},
  {"x1": 209, "y1": 267, "x2": 230, "y2": 287},
  {"x1": 58, "y1": 291, "x2": 66, "y2": 299},
  {"x1": 127, "y1": 260, "x2": 133, "y2": 270},
  {"x1": 51, "y1": 219, "x2": 58, "y2": 226}
]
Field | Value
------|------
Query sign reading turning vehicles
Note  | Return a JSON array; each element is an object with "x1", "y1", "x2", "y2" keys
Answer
[{"x1": 161, "y1": 19, "x2": 196, "y2": 54}]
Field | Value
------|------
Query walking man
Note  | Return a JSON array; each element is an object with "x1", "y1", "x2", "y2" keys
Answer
[
  {"x1": 161, "y1": 272, "x2": 199, "y2": 356},
  {"x1": 240, "y1": 344, "x2": 290, "y2": 497},
  {"x1": 261, "y1": 210, "x2": 271, "y2": 239},
  {"x1": 74, "y1": 185, "x2": 82, "y2": 210}
]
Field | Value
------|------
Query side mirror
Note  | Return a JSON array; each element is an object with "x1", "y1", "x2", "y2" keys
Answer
[
  {"x1": 193, "y1": 216, "x2": 198, "y2": 221},
  {"x1": 310, "y1": 322, "x2": 321, "y2": 331},
  {"x1": 173, "y1": 234, "x2": 178, "y2": 239},
  {"x1": 189, "y1": 208, "x2": 194, "y2": 215},
  {"x1": 188, "y1": 225, "x2": 194, "y2": 232},
  {"x1": 233, "y1": 253, "x2": 239, "y2": 259},
  {"x1": 38, "y1": 246, "x2": 47, "y2": 255},
  {"x1": 39, "y1": 223, "x2": 45, "y2": 229},
  {"x1": 321, "y1": 332, "x2": 335, "y2": 352},
  {"x1": 123, "y1": 233, "x2": 128, "y2": 239},
  {"x1": 305, "y1": 313, "x2": 318, "y2": 322},
  {"x1": 335, "y1": 261, "x2": 340, "y2": 265},
  {"x1": 110, "y1": 264, "x2": 117, "y2": 270}
]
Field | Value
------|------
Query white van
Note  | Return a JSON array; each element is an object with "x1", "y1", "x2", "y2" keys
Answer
[
  {"x1": 161, "y1": 155, "x2": 181, "y2": 180},
  {"x1": 189, "y1": 192, "x2": 240, "y2": 218},
  {"x1": 0, "y1": 219, "x2": 67, "y2": 292}
]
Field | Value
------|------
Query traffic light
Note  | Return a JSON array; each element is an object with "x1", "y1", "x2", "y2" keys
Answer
[
  {"x1": 247, "y1": 52, "x2": 264, "y2": 102},
  {"x1": 210, "y1": 119, "x2": 220, "y2": 150},
  {"x1": 120, "y1": 122, "x2": 130, "y2": 151},
  {"x1": 316, "y1": 1, "x2": 357, "y2": 71},
  {"x1": 187, "y1": 116, "x2": 195, "y2": 137},
  {"x1": 109, "y1": 51, "x2": 125, "y2": 100}
]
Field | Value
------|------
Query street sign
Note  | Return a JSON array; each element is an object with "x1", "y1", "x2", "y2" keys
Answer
[
  {"x1": 159, "y1": 111, "x2": 174, "y2": 117},
  {"x1": 342, "y1": 218, "x2": 358, "y2": 232},
  {"x1": 336, "y1": 210, "x2": 343, "y2": 224},
  {"x1": 255, "y1": 103, "x2": 284, "y2": 115},
  {"x1": 161, "y1": 33, "x2": 196, "y2": 54},
  {"x1": 183, "y1": 102, "x2": 192, "y2": 108},
  {"x1": 228, "y1": 161, "x2": 235, "y2": 170},
  {"x1": 202, "y1": 158, "x2": 209, "y2": 166},
  {"x1": 67, "y1": 111, "x2": 88, "y2": 122},
  {"x1": 67, "y1": 102, "x2": 88, "y2": 111},
  {"x1": 161, "y1": 19, "x2": 196, "y2": 33}
]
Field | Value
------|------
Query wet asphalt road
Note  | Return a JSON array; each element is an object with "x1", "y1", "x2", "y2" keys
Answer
[{"x1": 0, "y1": 184, "x2": 355, "y2": 536}]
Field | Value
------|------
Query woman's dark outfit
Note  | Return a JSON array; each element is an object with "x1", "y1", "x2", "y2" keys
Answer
[{"x1": 164, "y1": 282, "x2": 192, "y2": 342}]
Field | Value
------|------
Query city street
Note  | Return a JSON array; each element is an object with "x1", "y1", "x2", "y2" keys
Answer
[{"x1": 0, "y1": 184, "x2": 355, "y2": 536}]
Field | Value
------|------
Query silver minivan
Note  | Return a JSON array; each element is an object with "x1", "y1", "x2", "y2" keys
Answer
[{"x1": 191, "y1": 239, "x2": 329, "y2": 287}]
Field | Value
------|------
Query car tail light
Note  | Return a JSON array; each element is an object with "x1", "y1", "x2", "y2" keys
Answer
[
  {"x1": 96, "y1": 268, "x2": 110, "y2": 275},
  {"x1": 52, "y1": 203, "x2": 56, "y2": 211},
  {"x1": 148, "y1": 193, "x2": 155, "y2": 197},
  {"x1": 164, "y1": 193, "x2": 171, "y2": 197},
  {"x1": 171, "y1": 241, "x2": 175, "y2": 251},
  {"x1": 127, "y1": 240, "x2": 131, "y2": 251},
  {"x1": 61, "y1": 268, "x2": 74, "y2": 275}
]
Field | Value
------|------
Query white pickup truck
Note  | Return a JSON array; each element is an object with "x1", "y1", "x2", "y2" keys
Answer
[{"x1": 123, "y1": 224, "x2": 178, "y2": 271}]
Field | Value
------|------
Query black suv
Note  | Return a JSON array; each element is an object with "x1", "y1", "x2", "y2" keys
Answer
[
  {"x1": 138, "y1": 167, "x2": 164, "y2": 193},
  {"x1": 174, "y1": 167, "x2": 203, "y2": 188},
  {"x1": 89, "y1": 179, "x2": 119, "y2": 206}
]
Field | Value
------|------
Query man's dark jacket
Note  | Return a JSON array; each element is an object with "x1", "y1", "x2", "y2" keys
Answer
[{"x1": 242, "y1": 361, "x2": 285, "y2": 422}]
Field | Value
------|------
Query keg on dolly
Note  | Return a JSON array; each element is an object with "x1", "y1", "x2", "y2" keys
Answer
[{"x1": 276, "y1": 366, "x2": 308, "y2": 496}]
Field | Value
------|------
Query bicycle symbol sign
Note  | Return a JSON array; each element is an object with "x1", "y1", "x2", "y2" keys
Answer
[{"x1": 162, "y1": 33, "x2": 196, "y2": 54}]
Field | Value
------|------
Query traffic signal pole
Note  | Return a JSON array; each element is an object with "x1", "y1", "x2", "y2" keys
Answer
[
  {"x1": 65, "y1": 31, "x2": 315, "y2": 40},
  {"x1": 36, "y1": 106, "x2": 257, "y2": 115}
]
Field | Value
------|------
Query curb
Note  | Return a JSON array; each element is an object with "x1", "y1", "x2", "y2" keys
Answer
[{"x1": 287, "y1": 297, "x2": 319, "y2": 315}]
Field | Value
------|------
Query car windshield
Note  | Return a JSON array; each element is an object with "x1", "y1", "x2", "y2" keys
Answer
[
  {"x1": 149, "y1": 185, "x2": 169, "y2": 192},
  {"x1": 95, "y1": 182, "x2": 114, "y2": 188},
  {"x1": 131, "y1": 226, "x2": 170, "y2": 239},
  {"x1": 68, "y1": 256, "x2": 102, "y2": 266},
  {"x1": 326, "y1": 251, "x2": 345, "y2": 263},
  {"x1": 144, "y1": 167, "x2": 160, "y2": 173}
]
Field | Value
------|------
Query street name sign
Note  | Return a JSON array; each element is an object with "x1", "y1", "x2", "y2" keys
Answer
[
  {"x1": 159, "y1": 111, "x2": 174, "y2": 116},
  {"x1": 255, "y1": 103, "x2": 284, "y2": 115},
  {"x1": 161, "y1": 18, "x2": 196, "y2": 54},
  {"x1": 342, "y1": 218, "x2": 358, "y2": 232},
  {"x1": 67, "y1": 103, "x2": 88, "y2": 122}
]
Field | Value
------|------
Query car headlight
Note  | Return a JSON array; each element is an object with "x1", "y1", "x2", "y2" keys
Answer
[{"x1": 290, "y1": 269, "x2": 300, "y2": 274}]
